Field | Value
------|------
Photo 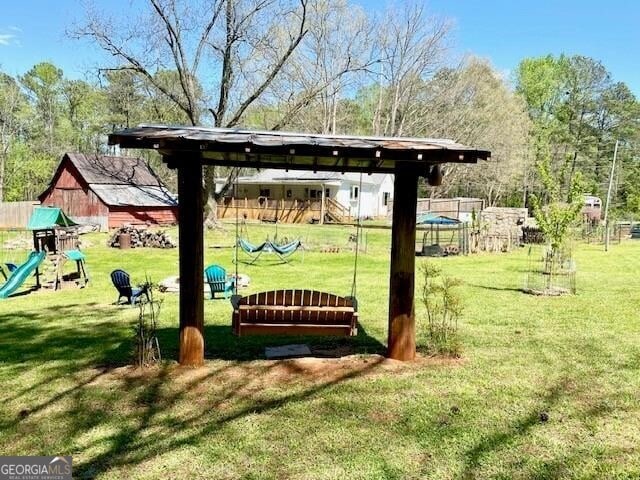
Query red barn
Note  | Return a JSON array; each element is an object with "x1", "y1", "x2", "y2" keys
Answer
[{"x1": 39, "y1": 153, "x2": 178, "y2": 231}]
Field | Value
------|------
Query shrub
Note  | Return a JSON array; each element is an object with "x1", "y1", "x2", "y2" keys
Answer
[{"x1": 419, "y1": 261, "x2": 463, "y2": 357}]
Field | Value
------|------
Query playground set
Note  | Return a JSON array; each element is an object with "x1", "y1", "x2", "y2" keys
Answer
[{"x1": 0, "y1": 207, "x2": 88, "y2": 299}]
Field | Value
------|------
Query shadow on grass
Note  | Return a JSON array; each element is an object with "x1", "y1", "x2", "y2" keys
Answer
[
  {"x1": 461, "y1": 378, "x2": 568, "y2": 479},
  {"x1": 467, "y1": 283, "x2": 524, "y2": 293},
  {"x1": 0, "y1": 303, "x2": 131, "y2": 368},
  {"x1": 0, "y1": 298, "x2": 384, "y2": 366},
  {"x1": 157, "y1": 322, "x2": 386, "y2": 361},
  {"x1": 66, "y1": 356, "x2": 384, "y2": 478},
  {"x1": 1, "y1": 299, "x2": 389, "y2": 478}
]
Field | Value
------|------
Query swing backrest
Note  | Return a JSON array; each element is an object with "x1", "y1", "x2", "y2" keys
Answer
[{"x1": 231, "y1": 289, "x2": 358, "y2": 337}]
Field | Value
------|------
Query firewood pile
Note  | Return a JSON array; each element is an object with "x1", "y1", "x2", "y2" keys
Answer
[{"x1": 108, "y1": 226, "x2": 176, "y2": 249}]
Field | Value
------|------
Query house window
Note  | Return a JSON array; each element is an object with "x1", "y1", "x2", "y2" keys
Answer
[
  {"x1": 350, "y1": 185, "x2": 359, "y2": 200},
  {"x1": 286, "y1": 189, "x2": 292, "y2": 198},
  {"x1": 310, "y1": 189, "x2": 318, "y2": 199},
  {"x1": 383, "y1": 192, "x2": 390, "y2": 206},
  {"x1": 259, "y1": 188, "x2": 270, "y2": 198},
  {"x1": 325, "y1": 188, "x2": 330, "y2": 198}
]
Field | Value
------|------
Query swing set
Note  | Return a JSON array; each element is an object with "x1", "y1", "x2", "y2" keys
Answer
[{"x1": 230, "y1": 174, "x2": 365, "y2": 337}]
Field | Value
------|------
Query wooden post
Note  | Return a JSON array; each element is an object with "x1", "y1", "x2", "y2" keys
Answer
[
  {"x1": 177, "y1": 160, "x2": 205, "y2": 366},
  {"x1": 32, "y1": 231, "x2": 41, "y2": 289},
  {"x1": 320, "y1": 183, "x2": 326, "y2": 225},
  {"x1": 387, "y1": 168, "x2": 418, "y2": 361}
]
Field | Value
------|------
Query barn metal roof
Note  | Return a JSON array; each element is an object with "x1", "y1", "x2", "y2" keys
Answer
[
  {"x1": 108, "y1": 125, "x2": 490, "y2": 174},
  {"x1": 91, "y1": 184, "x2": 178, "y2": 208},
  {"x1": 66, "y1": 153, "x2": 163, "y2": 186}
]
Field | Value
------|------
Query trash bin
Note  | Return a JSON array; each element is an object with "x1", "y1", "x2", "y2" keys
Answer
[{"x1": 119, "y1": 233, "x2": 131, "y2": 249}]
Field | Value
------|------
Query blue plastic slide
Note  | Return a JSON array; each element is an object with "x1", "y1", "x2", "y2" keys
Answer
[{"x1": 0, "y1": 251, "x2": 46, "y2": 299}]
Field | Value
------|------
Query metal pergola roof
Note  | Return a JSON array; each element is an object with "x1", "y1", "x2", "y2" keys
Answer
[{"x1": 108, "y1": 125, "x2": 490, "y2": 174}]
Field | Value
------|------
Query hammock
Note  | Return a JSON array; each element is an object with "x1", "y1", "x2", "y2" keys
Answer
[{"x1": 237, "y1": 238, "x2": 301, "y2": 264}]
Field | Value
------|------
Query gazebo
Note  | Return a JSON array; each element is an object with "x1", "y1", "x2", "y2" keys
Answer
[{"x1": 108, "y1": 125, "x2": 490, "y2": 366}]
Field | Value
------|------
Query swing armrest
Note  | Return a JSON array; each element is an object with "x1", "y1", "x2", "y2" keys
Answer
[
  {"x1": 230, "y1": 294, "x2": 242, "y2": 311},
  {"x1": 345, "y1": 296, "x2": 358, "y2": 312}
]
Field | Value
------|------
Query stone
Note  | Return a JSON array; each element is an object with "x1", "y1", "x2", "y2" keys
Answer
[{"x1": 265, "y1": 344, "x2": 312, "y2": 359}]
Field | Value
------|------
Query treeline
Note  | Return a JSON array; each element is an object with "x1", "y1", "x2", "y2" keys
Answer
[{"x1": 0, "y1": 0, "x2": 638, "y2": 218}]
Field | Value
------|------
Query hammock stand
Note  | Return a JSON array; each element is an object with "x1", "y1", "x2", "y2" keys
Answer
[{"x1": 236, "y1": 238, "x2": 302, "y2": 265}]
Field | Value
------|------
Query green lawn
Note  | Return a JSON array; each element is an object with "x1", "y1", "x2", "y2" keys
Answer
[{"x1": 1, "y1": 223, "x2": 639, "y2": 479}]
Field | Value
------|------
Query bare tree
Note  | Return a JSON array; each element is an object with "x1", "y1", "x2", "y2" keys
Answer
[
  {"x1": 415, "y1": 58, "x2": 531, "y2": 204},
  {"x1": 373, "y1": 2, "x2": 452, "y2": 136},
  {"x1": 263, "y1": 0, "x2": 376, "y2": 133},
  {"x1": 74, "y1": 0, "x2": 309, "y2": 217}
]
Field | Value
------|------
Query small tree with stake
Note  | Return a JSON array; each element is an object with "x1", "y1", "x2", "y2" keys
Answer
[
  {"x1": 527, "y1": 154, "x2": 583, "y2": 294},
  {"x1": 134, "y1": 277, "x2": 162, "y2": 367},
  {"x1": 419, "y1": 261, "x2": 463, "y2": 357}
]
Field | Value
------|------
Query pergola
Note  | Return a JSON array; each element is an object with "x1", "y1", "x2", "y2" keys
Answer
[{"x1": 108, "y1": 125, "x2": 490, "y2": 365}]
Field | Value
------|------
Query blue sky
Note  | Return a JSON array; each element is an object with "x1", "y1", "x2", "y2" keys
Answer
[{"x1": 0, "y1": 0, "x2": 638, "y2": 95}]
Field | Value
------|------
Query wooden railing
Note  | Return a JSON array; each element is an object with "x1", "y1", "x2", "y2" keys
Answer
[
  {"x1": 220, "y1": 197, "x2": 327, "y2": 210},
  {"x1": 216, "y1": 197, "x2": 351, "y2": 224},
  {"x1": 325, "y1": 197, "x2": 349, "y2": 223}
]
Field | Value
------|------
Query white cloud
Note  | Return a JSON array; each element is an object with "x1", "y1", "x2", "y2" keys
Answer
[
  {"x1": 8, "y1": 26, "x2": 22, "y2": 32},
  {"x1": 0, "y1": 33, "x2": 17, "y2": 46}
]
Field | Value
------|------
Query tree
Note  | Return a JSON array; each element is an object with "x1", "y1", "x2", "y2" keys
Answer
[
  {"x1": 75, "y1": 0, "x2": 312, "y2": 218},
  {"x1": 530, "y1": 154, "x2": 584, "y2": 253},
  {"x1": 0, "y1": 72, "x2": 29, "y2": 201},
  {"x1": 261, "y1": 0, "x2": 375, "y2": 133},
  {"x1": 61, "y1": 79, "x2": 108, "y2": 152},
  {"x1": 351, "y1": 58, "x2": 531, "y2": 204},
  {"x1": 20, "y1": 62, "x2": 64, "y2": 153},
  {"x1": 516, "y1": 54, "x2": 640, "y2": 213},
  {"x1": 415, "y1": 59, "x2": 531, "y2": 204},
  {"x1": 373, "y1": 2, "x2": 451, "y2": 136}
]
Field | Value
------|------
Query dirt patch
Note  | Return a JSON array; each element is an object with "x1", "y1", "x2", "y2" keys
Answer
[{"x1": 90, "y1": 352, "x2": 462, "y2": 393}]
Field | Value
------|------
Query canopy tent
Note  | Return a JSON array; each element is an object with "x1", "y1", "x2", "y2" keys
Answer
[
  {"x1": 27, "y1": 207, "x2": 78, "y2": 230},
  {"x1": 417, "y1": 213, "x2": 468, "y2": 256},
  {"x1": 108, "y1": 125, "x2": 490, "y2": 365},
  {"x1": 417, "y1": 213, "x2": 460, "y2": 225}
]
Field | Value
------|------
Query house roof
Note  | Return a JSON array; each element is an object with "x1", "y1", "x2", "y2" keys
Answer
[
  {"x1": 65, "y1": 153, "x2": 162, "y2": 186},
  {"x1": 108, "y1": 125, "x2": 490, "y2": 174},
  {"x1": 228, "y1": 169, "x2": 388, "y2": 186}
]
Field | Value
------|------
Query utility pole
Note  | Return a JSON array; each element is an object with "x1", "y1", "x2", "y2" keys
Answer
[{"x1": 603, "y1": 139, "x2": 619, "y2": 252}]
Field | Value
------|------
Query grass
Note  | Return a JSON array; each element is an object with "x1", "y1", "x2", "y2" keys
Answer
[{"x1": 1, "y1": 222, "x2": 639, "y2": 479}]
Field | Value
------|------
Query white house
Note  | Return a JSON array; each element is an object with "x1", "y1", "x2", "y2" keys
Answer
[{"x1": 216, "y1": 169, "x2": 394, "y2": 223}]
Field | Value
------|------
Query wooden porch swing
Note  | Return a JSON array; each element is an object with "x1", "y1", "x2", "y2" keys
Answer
[{"x1": 229, "y1": 174, "x2": 364, "y2": 336}]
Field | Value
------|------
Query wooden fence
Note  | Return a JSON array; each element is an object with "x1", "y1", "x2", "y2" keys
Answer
[
  {"x1": 388, "y1": 197, "x2": 485, "y2": 220},
  {"x1": 0, "y1": 201, "x2": 40, "y2": 229},
  {"x1": 469, "y1": 230, "x2": 521, "y2": 253}
]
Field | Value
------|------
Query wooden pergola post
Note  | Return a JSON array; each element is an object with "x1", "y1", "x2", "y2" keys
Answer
[
  {"x1": 176, "y1": 159, "x2": 205, "y2": 366},
  {"x1": 387, "y1": 167, "x2": 419, "y2": 361},
  {"x1": 320, "y1": 183, "x2": 326, "y2": 225}
]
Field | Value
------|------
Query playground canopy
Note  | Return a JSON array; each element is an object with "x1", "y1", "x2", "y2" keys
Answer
[
  {"x1": 27, "y1": 207, "x2": 78, "y2": 230},
  {"x1": 108, "y1": 125, "x2": 490, "y2": 366}
]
